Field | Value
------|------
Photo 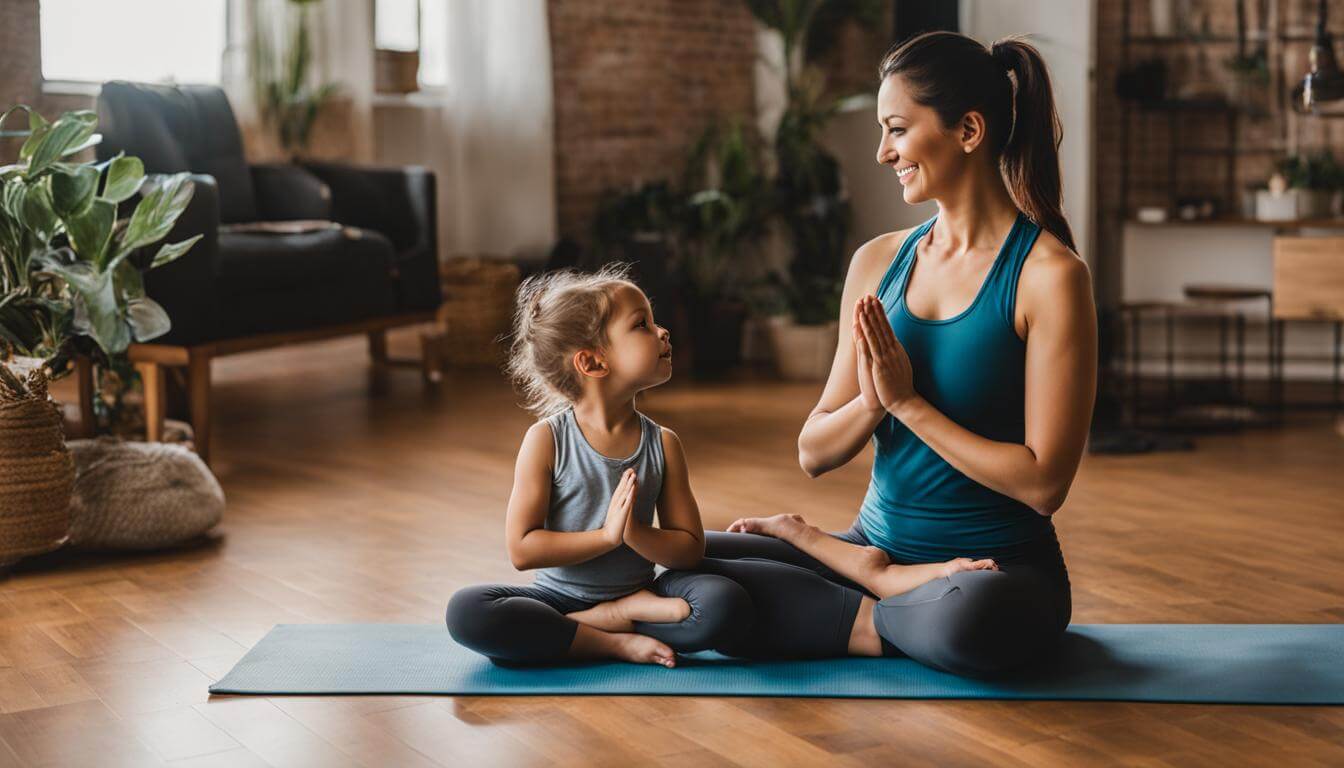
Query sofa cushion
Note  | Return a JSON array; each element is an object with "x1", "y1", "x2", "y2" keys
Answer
[{"x1": 215, "y1": 226, "x2": 398, "y2": 336}]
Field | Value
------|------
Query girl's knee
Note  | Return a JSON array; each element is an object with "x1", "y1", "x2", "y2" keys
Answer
[{"x1": 445, "y1": 585, "x2": 498, "y2": 648}]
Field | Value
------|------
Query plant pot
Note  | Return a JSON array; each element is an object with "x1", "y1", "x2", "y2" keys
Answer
[
  {"x1": 0, "y1": 364, "x2": 74, "y2": 568},
  {"x1": 686, "y1": 299, "x2": 747, "y2": 378},
  {"x1": 768, "y1": 317, "x2": 839, "y2": 381}
]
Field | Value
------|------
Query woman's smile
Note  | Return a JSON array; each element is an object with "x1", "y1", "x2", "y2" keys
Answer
[{"x1": 896, "y1": 164, "x2": 919, "y2": 184}]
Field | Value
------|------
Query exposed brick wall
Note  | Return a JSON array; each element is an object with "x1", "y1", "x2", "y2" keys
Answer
[{"x1": 547, "y1": 0, "x2": 760, "y2": 243}]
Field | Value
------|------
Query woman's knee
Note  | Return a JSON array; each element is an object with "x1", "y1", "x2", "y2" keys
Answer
[
  {"x1": 933, "y1": 571, "x2": 1061, "y2": 678},
  {"x1": 874, "y1": 570, "x2": 1061, "y2": 679}
]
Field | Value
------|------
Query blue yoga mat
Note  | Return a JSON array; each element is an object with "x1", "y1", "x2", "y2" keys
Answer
[{"x1": 208, "y1": 623, "x2": 1344, "y2": 704}]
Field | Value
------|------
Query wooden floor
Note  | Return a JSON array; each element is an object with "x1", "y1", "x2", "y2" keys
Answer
[{"x1": 5, "y1": 327, "x2": 1343, "y2": 767}]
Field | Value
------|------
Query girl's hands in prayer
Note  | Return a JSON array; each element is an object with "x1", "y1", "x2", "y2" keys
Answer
[{"x1": 856, "y1": 295, "x2": 917, "y2": 415}]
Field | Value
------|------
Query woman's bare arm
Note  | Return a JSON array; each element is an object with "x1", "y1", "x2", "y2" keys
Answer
[
  {"x1": 798, "y1": 231, "x2": 910, "y2": 477},
  {"x1": 876, "y1": 243, "x2": 1097, "y2": 516}
]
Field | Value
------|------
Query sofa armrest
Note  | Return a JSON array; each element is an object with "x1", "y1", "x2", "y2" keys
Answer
[
  {"x1": 137, "y1": 173, "x2": 222, "y2": 345},
  {"x1": 250, "y1": 163, "x2": 333, "y2": 222}
]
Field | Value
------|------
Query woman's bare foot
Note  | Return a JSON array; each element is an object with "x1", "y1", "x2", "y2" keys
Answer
[
  {"x1": 566, "y1": 590, "x2": 691, "y2": 633},
  {"x1": 569, "y1": 624, "x2": 677, "y2": 667},
  {"x1": 725, "y1": 513, "x2": 809, "y2": 541}
]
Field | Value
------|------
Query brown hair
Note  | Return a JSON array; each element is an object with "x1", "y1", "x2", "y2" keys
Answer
[
  {"x1": 877, "y1": 31, "x2": 1076, "y2": 253},
  {"x1": 504, "y1": 262, "x2": 635, "y2": 419}
]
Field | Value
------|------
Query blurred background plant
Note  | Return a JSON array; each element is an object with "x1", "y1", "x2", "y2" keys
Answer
[{"x1": 250, "y1": 0, "x2": 340, "y2": 159}]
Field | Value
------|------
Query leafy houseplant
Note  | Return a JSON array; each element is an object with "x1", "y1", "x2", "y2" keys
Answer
[
  {"x1": 678, "y1": 118, "x2": 775, "y2": 376},
  {"x1": 0, "y1": 105, "x2": 199, "y2": 566},
  {"x1": 250, "y1": 0, "x2": 340, "y2": 160},
  {"x1": 1275, "y1": 151, "x2": 1344, "y2": 218},
  {"x1": 745, "y1": 0, "x2": 881, "y2": 379}
]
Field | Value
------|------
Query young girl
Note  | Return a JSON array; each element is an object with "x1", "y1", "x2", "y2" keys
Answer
[{"x1": 446, "y1": 263, "x2": 751, "y2": 667}]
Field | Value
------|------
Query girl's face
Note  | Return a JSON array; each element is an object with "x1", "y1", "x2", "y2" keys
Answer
[
  {"x1": 599, "y1": 283, "x2": 672, "y2": 388},
  {"x1": 874, "y1": 74, "x2": 975, "y2": 205}
]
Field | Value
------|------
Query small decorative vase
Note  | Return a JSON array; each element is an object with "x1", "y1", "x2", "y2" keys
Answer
[{"x1": 0, "y1": 364, "x2": 74, "y2": 569}]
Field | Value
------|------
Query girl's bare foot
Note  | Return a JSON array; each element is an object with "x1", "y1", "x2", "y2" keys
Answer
[
  {"x1": 569, "y1": 624, "x2": 678, "y2": 667},
  {"x1": 566, "y1": 590, "x2": 691, "y2": 633},
  {"x1": 941, "y1": 556, "x2": 998, "y2": 578},
  {"x1": 866, "y1": 553, "x2": 998, "y2": 599},
  {"x1": 725, "y1": 513, "x2": 809, "y2": 541},
  {"x1": 610, "y1": 632, "x2": 677, "y2": 668}
]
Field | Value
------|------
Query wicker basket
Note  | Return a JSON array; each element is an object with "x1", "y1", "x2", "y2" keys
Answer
[
  {"x1": 0, "y1": 366, "x2": 74, "y2": 567},
  {"x1": 437, "y1": 257, "x2": 522, "y2": 368}
]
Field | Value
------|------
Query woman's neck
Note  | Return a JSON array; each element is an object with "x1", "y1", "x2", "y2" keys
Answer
[{"x1": 930, "y1": 162, "x2": 1020, "y2": 255}]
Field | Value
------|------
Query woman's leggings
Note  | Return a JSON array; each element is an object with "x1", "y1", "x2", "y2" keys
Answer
[
  {"x1": 446, "y1": 570, "x2": 752, "y2": 665},
  {"x1": 699, "y1": 517, "x2": 1073, "y2": 679}
]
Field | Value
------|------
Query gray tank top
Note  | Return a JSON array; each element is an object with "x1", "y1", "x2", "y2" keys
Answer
[{"x1": 532, "y1": 406, "x2": 665, "y2": 602}]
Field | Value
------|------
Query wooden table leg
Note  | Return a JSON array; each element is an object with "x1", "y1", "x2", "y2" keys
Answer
[
  {"x1": 75, "y1": 356, "x2": 96, "y2": 438},
  {"x1": 135, "y1": 360, "x2": 166, "y2": 443},
  {"x1": 419, "y1": 328, "x2": 446, "y2": 384},
  {"x1": 187, "y1": 349, "x2": 212, "y2": 466}
]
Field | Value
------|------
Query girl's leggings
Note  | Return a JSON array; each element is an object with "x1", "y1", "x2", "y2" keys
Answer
[
  {"x1": 446, "y1": 570, "x2": 752, "y2": 665},
  {"x1": 699, "y1": 517, "x2": 1073, "y2": 679}
]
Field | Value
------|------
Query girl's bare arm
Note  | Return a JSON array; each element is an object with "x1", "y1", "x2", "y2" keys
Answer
[
  {"x1": 623, "y1": 428, "x2": 705, "y2": 570},
  {"x1": 504, "y1": 422, "x2": 623, "y2": 570}
]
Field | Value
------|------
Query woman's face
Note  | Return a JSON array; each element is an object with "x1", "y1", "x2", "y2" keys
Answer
[{"x1": 875, "y1": 74, "x2": 971, "y2": 206}]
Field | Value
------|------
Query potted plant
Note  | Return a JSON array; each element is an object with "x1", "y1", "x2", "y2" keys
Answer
[
  {"x1": 0, "y1": 106, "x2": 200, "y2": 568},
  {"x1": 678, "y1": 118, "x2": 774, "y2": 377},
  {"x1": 745, "y1": 0, "x2": 881, "y2": 380},
  {"x1": 249, "y1": 0, "x2": 340, "y2": 160},
  {"x1": 1256, "y1": 151, "x2": 1344, "y2": 220}
]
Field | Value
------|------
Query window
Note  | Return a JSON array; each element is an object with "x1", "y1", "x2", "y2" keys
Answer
[
  {"x1": 374, "y1": 0, "x2": 448, "y2": 89},
  {"x1": 40, "y1": 0, "x2": 228, "y2": 85}
]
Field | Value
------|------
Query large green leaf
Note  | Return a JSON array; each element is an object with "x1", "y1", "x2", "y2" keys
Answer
[
  {"x1": 26, "y1": 110, "x2": 97, "y2": 177},
  {"x1": 149, "y1": 234, "x2": 202, "y2": 269},
  {"x1": 50, "y1": 164, "x2": 99, "y2": 218},
  {"x1": 102, "y1": 155, "x2": 144, "y2": 203},
  {"x1": 18, "y1": 108, "x2": 49, "y2": 163},
  {"x1": 64, "y1": 197, "x2": 115, "y2": 265},
  {"x1": 126, "y1": 296, "x2": 170, "y2": 341},
  {"x1": 20, "y1": 181, "x2": 59, "y2": 242},
  {"x1": 117, "y1": 173, "x2": 195, "y2": 256},
  {"x1": 36, "y1": 258, "x2": 128, "y2": 355}
]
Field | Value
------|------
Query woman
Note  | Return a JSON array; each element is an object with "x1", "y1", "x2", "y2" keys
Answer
[{"x1": 697, "y1": 31, "x2": 1097, "y2": 679}]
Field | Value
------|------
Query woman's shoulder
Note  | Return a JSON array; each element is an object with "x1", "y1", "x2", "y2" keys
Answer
[
  {"x1": 1020, "y1": 228, "x2": 1091, "y2": 297},
  {"x1": 845, "y1": 227, "x2": 920, "y2": 290},
  {"x1": 1017, "y1": 227, "x2": 1094, "y2": 327}
]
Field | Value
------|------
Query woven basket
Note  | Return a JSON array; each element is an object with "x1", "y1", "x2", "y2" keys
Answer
[
  {"x1": 0, "y1": 366, "x2": 74, "y2": 566},
  {"x1": 437, "y1": 257, "x2": 522, "y2": 367}
]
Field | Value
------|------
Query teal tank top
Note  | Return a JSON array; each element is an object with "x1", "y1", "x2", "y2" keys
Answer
[{"x1": 859, "y1": 210, "x2": 1056, "y2": 564}]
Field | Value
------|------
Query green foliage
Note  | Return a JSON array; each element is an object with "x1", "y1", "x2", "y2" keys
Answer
[
  {"x1": 250, "y1": 0, "x2": 340, "y2": 158},
  {"x1": 1276, "y1": 151, "x2": 1344, "y2": 191},
  {"x1": 0, "y1": 106, "x2": 199, "y2": 393},
  {"x1": 744, "y1": 0, "x2": 879, "y2": 324}
]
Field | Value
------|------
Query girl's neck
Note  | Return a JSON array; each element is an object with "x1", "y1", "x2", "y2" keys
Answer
[{"x1": 572, "y1": 391, "x2": 639, "y2": 434}]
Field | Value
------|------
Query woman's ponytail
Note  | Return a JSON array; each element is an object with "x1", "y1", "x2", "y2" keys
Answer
[
  {"x1": 990, "y1": 37, "x2": 1076, "y2": 253},
  {"x1": 878, "y1": 32, "x2": 1077, "y2": 254}
]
